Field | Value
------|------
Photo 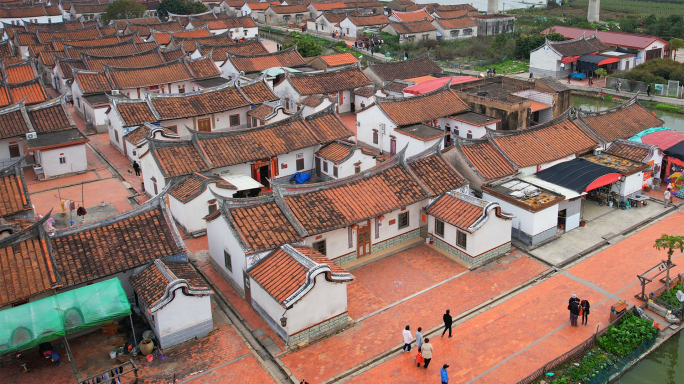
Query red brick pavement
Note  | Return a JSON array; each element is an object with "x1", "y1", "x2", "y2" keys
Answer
[
  {"x1": 279, "y1": 255, "x2": 548, "y2": 383},
  {"x1": 184, "y1": 355, "x2": 276, "y2": 383},
  {"x1": 0, "y1": 347, "x2": 77, "y2": 384},
  {"x1": 348, "y1": 245, "x2": 467, "y2": 319},
  {"x1": 339, "y1": 113, "x2": 357, "y2": 135},
  {"x1": 30, "y1": 178, "x2": 135, "y2": 216}
]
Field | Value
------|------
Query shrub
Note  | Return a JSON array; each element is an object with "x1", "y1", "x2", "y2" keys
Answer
[
  {"x1": 656, "y1": 103, "x2": 681, "y2": 111},
  {"x1": 659, "y1": 281, "x2": 683, "y2": 307},
  {"x1": 597, "y1": 312, "x2": 657, "y2": 357}
]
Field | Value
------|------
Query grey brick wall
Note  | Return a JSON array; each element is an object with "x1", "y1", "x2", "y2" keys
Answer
[
  {"x1": 371, "y1": 228, "x2": 420, "y2": 254},
  {"x1": 432, "y1": 237, "x2": 510, "y2": 267},
  {"x1": 158, "y1": 318, "x2": 213, "y2": 348},
  {"x1": 288, "y1": 312, "x2": 350, "y2": 347},
  {"x1": 333, "y1": 251, "x2": 357, "y2": 266}
]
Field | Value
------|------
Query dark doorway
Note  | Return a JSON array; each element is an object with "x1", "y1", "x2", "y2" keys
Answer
[
  {"x1": 9, "y1": 142, "x2": 20, "y2": 158},
  {"x1": 259, "y1": 165, "x2": 270, "y2": 188},
  {"x1": 315, "y1": 157, "x2": 321, "y2": 176},
  {"x1": 243, "y1": 271, "x2": 251, "y2": 307}
]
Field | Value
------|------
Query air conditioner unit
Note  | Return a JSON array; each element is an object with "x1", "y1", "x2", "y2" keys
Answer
[
  {"x1": 111, "y1": 90, "x2": 120, "y2": 95},
  {"x1": 593, "y1": 148, "x2": 603, "y2": 156},
  {"x1": 26, "y1": 132, "x2": 37, "y2": 140}
]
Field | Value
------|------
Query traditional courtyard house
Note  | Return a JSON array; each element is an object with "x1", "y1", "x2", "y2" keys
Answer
[
  {"x1": 223, "y1": 0, "x2": 246, "y2": 15},
  {"x1": 263, "y1": 4, "x2": 310, "y2": 26},
  {"x1": 340, "y1": 0, "x2": 384, "y2": 15},
  {"x1": 0, "y1": 158, "x2": 33, "y2": 224},
  {"x1": 140, "y1": 105, "x2": 353, "y2": 196},
  {"x1": 356, "y1": 85, "x2": 472, "y2": 157},
  {"x1": 389, "y1": 8, "x2": 433, "y2": 22},
  {"x1": 0, "y1": 192, "x2": 188, "y2": 311},
  {"x1": 431, "y1": 16, "x2": 477, "y2": 40},
  {"x1": 426, "y1": 191, "x2": 513, "y2": 266},
  {"x1": 363, "y1": 54, "x2": 442, "y2": 85},
  {"x1": 273, "y1": 67, "x2": 373, "y2": 113},
  {"x1": 106, "y1": 97, "x2": 159, "y2": 158},
  {"x1": 72, "y1": 69, "x2": 115, "y2": 131},
  {"x1": 308, "y1": 2, "x2": 345, "y2": 19},
  {"x1": 0, "y1": 4, "x2": 63, "y2": 26},
  {"x1": 185, "y1": 15, "x2": 258, "y2": 38},
  {"x1": 382, "y1": 20, "x2": 438, "y2": 43},
  {"x1": 469, "y1": 14, "x2": 515, "y2": 36},
  {"x1": 352, "y1": 86, "x2": 384, "y2": 110},
  {"x1": 52, "y1": 56, "x2": 87, "y2": 95},
  {"x1": 70, "y1": 3, "x2": 109, "y2": 21},
  {"x1": 541, "y1": 26, "x2": 669, "y2": 63},
  {"x1": 193, "y1": 40, "x2": 270, "y2": 72},
  {"x1": 314, "y1": 139, "x2": 377, "y2": 180},
  {"x1": 121, "y1": 123, "x2": 179, "y2": 162},
  {"x1": 247, "y1": 101, "x2": 291, "y2": 127},
  {"x1": 220, "y1": 46, "x2": 308, "y2": 81},
  {"x1": 205, "y1": 146, "x2": 467, "y2": 299},
  {"x1": 307, "y1": 12, "x2": 347, "y2": 35},
  {"x1": 246, "y1": 244, "x2": 354, "y2": 347},
  {"x1": 299, "y1": 95, "x2": 333, "y2": 117},
  {"x1": 0, "y1": 77, "x2": 49, "y2": 107},
  {"x1": 338, "y1": 14, "x2": 389, "y2": 39},
  {"x1": 150, "y1": 27, "x2": 212, "y2": 48},
  {"x1": 129, "y1": 259, "x2": 213, "y2": 348},
  {"x1": 530, "y1": 34, "x2": 611, "y2": 78},
  {"x1": 242, "y1": 2, "x2": 271, "y2": 20},
  {"x1": 307, "y1": 53, "x2": 359, "y2": 72}
]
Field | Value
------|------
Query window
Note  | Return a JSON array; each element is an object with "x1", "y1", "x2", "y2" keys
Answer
[
  {"x1": 454, "y1": 128, "x2": 459, "y2": 137},
  {"x1": 208, "y1": 200, "x2": 217, "y2": 215},
  {"x1": 457, "y1": 230, "x2": 467, "y2": 248},
  {"x1": 153, "y1": 180, "x2": 158, "y2": 195},
  {"x1": 333, "y1": 166, "x2": 338, "y2": 178},
  {"x1": 8, "y1": 142, "x2": 20, "y2": 158},
  {"x1": 435, "y1": 219, "x2": 445, "y2": 238},
  {"x1": 464, "y1": 29, "x2": 473, "y2": 36},
  {"x1": 422, "y1": 34, "x2": 429, "y2": 41},
  {"x1": 166, "y1": 125, "x2": 177, "y2": 134},
  {"x1": 398, "y1": 211, "x2": 409, "y2": 229},
  {"x1": 252, "y1": 117, "x2": 258, "y2": 127},
  {"x1": 450, "y1": 30, "x2": 459, "y2": 37},
  {"x1": 283, "y1": 15, "x2": 291, "y2": 21},
  {"x1": 355, "y1": 164, "x2": 361, "y2": 174},
  {"x1": 373, "y1": 130, "x2": 378, "y2": 144},
  {"x1": 296, "y1": 153, "x2": 304, "y2": 171},
  {"x1": 467, "y1": 131, "x2": 473, "y2": 139},
  {"x1": 59, "y1": 156, "x2": 66, "y2": 164},
  {"x1": 178, "y1": 85, "x2": 185, "y2": 93},
  {"x1": 224, "y1": 250, "x2": 232, "y2": 272},
  {"x1": 312, "y1": 239, "x2": 326, "y2": 255},
  {"x1": 114, "y1": 130, "x2": 119, "y2": 143},
  {"x1": 229, "y1": 114, "x2": 240, "y2": 127},
  {"x1": 323, "y1": 161, "x2": 329, "y2": 173}
]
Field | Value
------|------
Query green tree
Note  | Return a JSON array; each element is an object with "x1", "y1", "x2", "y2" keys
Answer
[
  {"x1": 620, "y1": 17, "x2": 639, "y2": 34},
  {"x1": 102, "y1": 0, "x2": 146, "y2": 24},
  {"x1": 595, "y1": 68, "x2": 607, "y2": 92},
  {"x1": 489, "y1": 33, "x2": 509, "y2": 54},
  {"x1": 283, "y1": 39, "x2": 322, "y2": 58},
  {"x1": 654, "y1": 234, "x2": 684, "y2": 289},
  {"x1": 157, "y1": 0, "x2": 207, "y2": 17},
  {"x1": 670, "y1": 38, "x2": 684, "y2": 61}
]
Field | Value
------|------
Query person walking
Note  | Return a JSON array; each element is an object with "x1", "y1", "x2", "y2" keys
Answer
[
  {"x1": 132, "y1": 161, "x2": 141, "y2": 177},
  {"x1": 402, "y1": 325, "x2": 413, "y2": 352},
  {"x1": 647, "y1": 84, "x2": 651, "y2": 97},
  {"x1": 580, "y1": 300, "x2": 591, "y2": 325},
  {"x1": 664, "y1": 187, "x2": 672, "y2": 208},
  {"x1": 421, "y1": 338, "x2": 433, "y2": 369},
  {"x1": 413, "y1": 327, "x2": 424, "y2": 365},
  {"x1": 569, "y1": 299, "x2": 580, "y2": 326},
  {"x1": 441, "y1": 310, "x2": 453, "y2": 338},
  {"x1": 567, "y1": 73, "x2": 572, "y2": 84},
  {"x1": 441, "y1": 364, "x2": 450, "y2": 384}
]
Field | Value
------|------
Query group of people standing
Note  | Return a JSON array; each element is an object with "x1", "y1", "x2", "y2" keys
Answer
[
  {"x1": 568, "y1": 294, "x2": 591, "y2": 326},
  {"x1": 400, "y1": 310, "x2": 454, "y2": 383}
]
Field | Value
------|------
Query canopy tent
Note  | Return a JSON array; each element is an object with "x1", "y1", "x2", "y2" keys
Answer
[
  {"x1": 576, "y1": 54, "x2": 619, "y2": 72},
  {"x1": 535, "y1": 158, "x2": 622, "y2": 193},
  {"x1": 664, "y1": 140, "x2": 684, "y2": 162},
  {"x1": 403, "y1": 76, "x2": 478, "y2": 95},
  {"x1": 260, "y1": 67, "x2": 302, "y2": 76},
  {"x1": 0, "y1": 278, "x2": 131, "y2": 355}
]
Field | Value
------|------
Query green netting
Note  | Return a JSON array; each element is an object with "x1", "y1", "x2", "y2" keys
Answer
[
  {"x1": 629, "y1": 126, "x2": 672, "y2": 142},
  {"x1": 0, "y1": 278, "x2": 131, "y2": 355}
]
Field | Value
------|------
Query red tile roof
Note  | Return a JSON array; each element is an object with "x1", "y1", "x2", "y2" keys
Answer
[
  {"x1": 36, "y1": 26, "x2": 102, "y2": 44},
  {"x1": 605, "y1": 140, "x2": 652, "y2": 163},
  {"x1": 376, "y1": 87, "x2": 469, "y2": 126},
  {"x1": 367, "y1": 54, "x2": 442, "y2": 81},
  {"x1": 228, "y1": 46, "x2": 307, "y2": 73},
  {"x1": 457, "y1": 138, "x2": 516, "y2": 181},
  {"x1": 311, "y1": 2, "x2": 345, "y2": 10},
  {"x1": 245, "y1": 2, "x2": 270, "y2": 10},
  {"x1": 15, "y1": 32, "x2": 40, "y2": 46},
  {"x1": 0, "y1": 41, "x2": 14, "y2": 59},
  {"x1": 168, "y1": 172, "x2": 235, "y2": 202},
  {"x1": 541, "y1": 26, "x2": 668, "y2": 50},
  {"x1": 248, "y1": 245, "x2": 352, "y2": 307},
  {"x1": 0, "y1": 159, "x2": 31, "y2": 218},
  {"x1": 161, "y1": 46, "x2": 186, "y2": 61},
  {"x1": 123, "y1": 123, "x2": 177, "y2": 145},
  {"x1": 426, "y1": 192, "x2": 505, "y2": 232},
  {"x1": 152, "y1": 28, "x2": 212, "y2": 46},
  {"x1": 63, "y1": 40, "x2": 140, "y2": 59},
  {"x1": 50, "y1": 197, "x2": 186, "y2": 288},
  {"x1": 71, "y1": 3, "x2": 110, "y2": 14},
  {"x1": 269, "y1": 4, "x2": 309, "y2": 13},
  {"x1": 0, "y1": 5, "x2": 50, "y2": 18},
  {"x1": 390, "y1": 8, "x2": 433, "y2": 22},
  {"x1": 434, "y1": 9, "x2": 468, "y2": 18},
  {"x1": 577, "y1": 97, "x2": 663, "y2": 142},
  {"x1": 2, "y1": 78, "x2": 48, "y2": 107},
  {"x1": 239, "y1": 79, "x2": 279, "y2": 103},
  {"x1": 490, "y1": 114, "x2": 597, "y2": 168},
  {"x1": 407, "y1": 146, "x2": 466, "y2": 196},
  {"x1": 0, "y1": 103, "x2": 31, "y2": 139},
  {"x1": 130, "y1": 259, "x2": 211, "y2": 310},
  {"x1": 186, "y1": 56, "x2": 221, "y2": 78},
  {"x1": 83, "y1": 48, "x2": 165, "y2": 72},
  {"x1": 433, "y1": 16, "x2": 476, "y2": 29},
  {"x1": 106, "y1": 59, "x2": 195, "y2": 89},
  {"x1": 112, "y1": 16, "x2": 161, "y2": 31},
  {"x1": 26, "y1": 98, "x2": 74, "y2": 133},
  {"x1": 388, "y1": 19, "x2": 437, "y2": 34},
  {"x1": 128, "y1": 20, "x2": 184, "y2": 37},
  {"x1": 56, "y1": 57, "x2": 87, "y2": 80},
  {"x1": 199, "y1": 41, "x2": 269, "y2": 61},
  {"x1": 74, "y1": 71, "x2": 112, "y2": 94},
  {"x1": 286, "y1": 67, "x2": 372, "y2": 95},
  {"x1": 113, "y1": 99, "x2": 157, "y2": 126},
  {"x1": 2, "y1": 60, "x2": 38, "y2": 84},
  {"x1": 319, "y1": 52, "x2": 358, "y2": 67},
  {"x1": 316, "y1": 140, "x2": 356, "y2": 162},
  {"x1": 174, "y1": 33, "x2": 237, "y2": 52},
  {"x1": 348, "y1": 14, "x2": 389, "y2": 26},
  {"x1": 303, "y1": 106, "x2": 354, "y2": 142},
  {"x1": 150, "y1": 83, "x2": 251, "y2": 120}
]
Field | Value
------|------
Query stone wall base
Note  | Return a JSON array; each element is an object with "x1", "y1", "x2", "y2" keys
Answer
[
  {"x1": 288, "y1": 312, "x2": 351, "y2": 349},
  {"x1": 333, "y1": 251, "x2": 357, "y2": 266},
  {"x1": 159, "y1": 318, "x2": 213, "y2": 349},
  {"x1": 371, "y1": 228, "x2": 421, "y2": 254},
  {"x1": 432, "y1": 236, "x2": 511, "y2": 267}
]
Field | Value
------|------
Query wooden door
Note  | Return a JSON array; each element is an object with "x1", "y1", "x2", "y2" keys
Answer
[
  {"x1": 197, "y1": 118, "x2": 211, "y2": 132},
  {"x1": 315, "y1": 157, "x2": 321, "y2": 176},
  {"x1": 390, "y1": 138, "x2": 397, "y2": 156},
  {"x1": 243, "y1": 270, "x2": 252, "y2": 307},
  {"x1": 357, "y1": 225, "x2": 370, "y2": 257}
]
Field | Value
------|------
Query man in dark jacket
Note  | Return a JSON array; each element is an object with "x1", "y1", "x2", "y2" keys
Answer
[
  {"x1": 441, "y1": 310, "x2": 453, "y2": 338},
  {"x1": 569, "y1": 300, "x2": 580, "y2": 326}
]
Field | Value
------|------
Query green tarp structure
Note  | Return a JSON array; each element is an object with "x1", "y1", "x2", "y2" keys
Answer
[
  {"x1": 629, "y1": 126, "x2": 672, "y2": 143},
  {"x1": 0, "y1": 278, "x2": 131, "y2": 355}
]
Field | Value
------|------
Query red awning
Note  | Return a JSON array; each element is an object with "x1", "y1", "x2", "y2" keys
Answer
[
  {"x1": 597, "y1": 57, "x2": 620, "y2": 66},
  {"x1": 584, "y1": 173, "x2": 622, "y2": 192},
  {"x1": 561, "y1": 56, "x2": 579, "y2": 64}
]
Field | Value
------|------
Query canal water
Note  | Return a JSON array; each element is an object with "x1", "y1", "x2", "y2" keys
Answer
[
  {"x1": 616, "y1": 330, "x2": 683, "y2": 384},
  {"x1": 570, "y1": 95, "x2": 684, "y2": 132}
]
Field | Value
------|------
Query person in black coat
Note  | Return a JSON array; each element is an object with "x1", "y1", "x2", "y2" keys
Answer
[
  {"x1": 569, "y1": 300, "x2": 580, "y2": 326},
  {"x1": 441, "y1": 310, "x2": 453, "y2": 338},
  {"x1": 568, "y1": 294, "x2": 580, "y2": 324},
  {"x1": 581, "y1": 300, "x2": 591, "y2": 325}
]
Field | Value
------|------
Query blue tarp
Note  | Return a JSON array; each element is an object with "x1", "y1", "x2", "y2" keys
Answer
[{"x1": 292, "y1": 172, "x2": 310, "y2": 184}]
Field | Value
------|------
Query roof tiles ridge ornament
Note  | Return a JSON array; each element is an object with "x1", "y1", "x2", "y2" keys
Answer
[
  {"x1": 484, "y1": 129, "x2": 522, "y2": 170},
  {"x1": 450, "y1": 135, "x2": 502, "y2": 179},
  {"x1": 577, "y1": 93, "x2": 642, "y2": 118},
  {"x1": 102, "y1": 54, "x2": 186, "y2": 72},
  {"x1": 398, "y1": 143, "x2": 437, "y2": 196},
  {"x1": 0, "y1": 209, "x2": 52, "y2": 249}
]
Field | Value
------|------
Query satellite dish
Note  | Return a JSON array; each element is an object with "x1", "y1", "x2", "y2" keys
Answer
[{"x1": 676, "y1": 290, "x2": 684, "y2": 303}]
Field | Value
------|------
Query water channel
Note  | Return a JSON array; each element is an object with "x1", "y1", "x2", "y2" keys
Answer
[{"x1": 570, "y1": 95, "x2": 684, "y2": 132}]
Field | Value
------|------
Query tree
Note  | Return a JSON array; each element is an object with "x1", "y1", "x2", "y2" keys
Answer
[
  {"x1": 595, "y1": 68, "x2": 607, "y2": 92},
  {"x1": 670, "y1": 38, "x2": 684, "y2": 61},
  {"x1": 283, "y1": 39, "x2": 322, "y2": 58},
  {"x1": 620, "y1": 17, "x2": 639, "y2": 34},
  {"x1": 654, "y1": 234, "x2": 684, "y2": 289},
  {"x1": 102, "y1": 0, "x2": 146, "y2": 24},
  {"x1": 157, "y1": 0, "x2": 207, "y2": 17}
]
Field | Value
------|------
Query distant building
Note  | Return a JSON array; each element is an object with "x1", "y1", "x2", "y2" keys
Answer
[{"x1": 469, "y1": 14, "x2": 514, "y2": 36}]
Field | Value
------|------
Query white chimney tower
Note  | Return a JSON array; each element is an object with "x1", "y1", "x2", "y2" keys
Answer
[
  {"x1": 587, "y1": 0, "x2": 600, "y2": 22},
  {"x1": 488, "y1": 0, "x2": 499, "y2": 14}
]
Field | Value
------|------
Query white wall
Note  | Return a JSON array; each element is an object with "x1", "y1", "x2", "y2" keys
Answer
[
  {"x1": 0, "y1": 137, "x2": 25, "y2": 165},
  {"x1": 286, "y1": 273, "x2": 347, "y2": 334},
  {"x1": 529, "y1": 47, "x2": 565, "y2": 77},
  {"x1": 169, "y1": 184, "x2": 237, "y2": 234},
  {"x1": 319, "y1": 148, "x2": 375, "y2": 179},
  {"x1": 616, "y1": 171, "x2": 645, "y2": 197},
  {"x1": 428, "y1": 207, "x2": 511, "y2": 258},
  {"x1": 558, "y1": 198, "x2": 581, "y2": 232},
  {"x1": 141, "y1": 151, "x2": 167, "y2": 196},
  {"x1": 0, "y1": 15, "x2": 62, "y2": 26},
  {"x1": 338, "y1": 18, "x2": 359, "y2": 38},
  {"x1": 301, "y1": 98, "x2": 332, "y2": 118},
  {"x1": 155, "y1": 291, "x2": 211, "y2": 341},
  {"x1": 356, "y1": 105, "x2": 396, "y2": 153},
  {"x1": 207, "y1": 214, "x2": 247, "y2": 290},
  {"x1": 394, "y1": 133, "x2": 441, "y2": 158},
  {"x1": 302, "y1": 225, "x2": 352, "y2": 261},
  {"x1": 354, "y1": 94, "x2": 374, "y2": 111},
  {"x1": 483, "y1": 192, "x2": 559, "y2": 238},
  {"x1": 38, "y1": 144, "x2": 87, "y2": 178}
]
